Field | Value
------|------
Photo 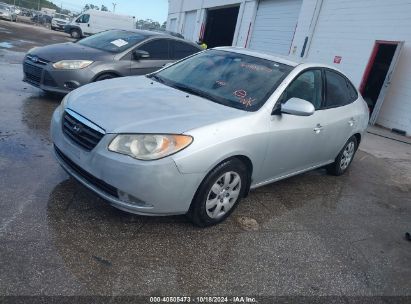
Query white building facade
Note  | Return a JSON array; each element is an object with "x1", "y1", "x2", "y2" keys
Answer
[{"x1": 167, "y1": 0, "x2": 411, "y2": 135}]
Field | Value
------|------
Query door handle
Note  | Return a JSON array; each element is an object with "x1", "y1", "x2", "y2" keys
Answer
[
  {"x1": 348, "y1": 118, "x2": 355, "y2": 127},
  {"x1": 313, "y1": 124, "x2": 323, "y2": 134}
]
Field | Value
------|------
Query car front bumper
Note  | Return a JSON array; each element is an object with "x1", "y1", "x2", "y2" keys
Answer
[
  {"x1": 22, "y1": 56, "x2": 96, "y2": 94},
  {"x1": 50, "y1": 106, "x2": 204, "y2": 215},
  {"x1": 52, "y1": 23, "x2": 66, "y2": 29}
]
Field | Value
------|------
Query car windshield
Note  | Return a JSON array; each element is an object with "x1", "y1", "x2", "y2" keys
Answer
[
  {"x1": 151, "y1": 50, "x2": 293, "y2": 111},
  {"x1": 77, "y1": 30, "x2": 147, "y2": 53}
]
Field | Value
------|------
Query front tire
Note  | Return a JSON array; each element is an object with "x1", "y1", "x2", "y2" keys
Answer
[
  {"x1": 188, "y1": 158, "x2": 249, "y2": 227},
  {"x1": 70, "y1": 29, "x2": 81, "y2": 39},
  {"x1": 327, "y1": 136, "x2": 358, "y2": 176},
  {"x1": 94, "y1": 73, "x2": 117, "y2": 82}
]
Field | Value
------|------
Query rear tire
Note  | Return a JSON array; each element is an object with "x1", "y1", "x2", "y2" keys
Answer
[
  {"x1": 326, "y1": 136, "x2": 358, "y2": 176},
  {"x1": 70, "y1": 29, "x2": 81, "y2": 39},
  {"x1": 187, "y1": 158, "x2": 249, "y2": 227}
]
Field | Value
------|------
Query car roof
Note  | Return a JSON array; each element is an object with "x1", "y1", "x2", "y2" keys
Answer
[
  {"x1": 214, "y1": 46, "x2": 344, "y2": 73},
  {"x1": 106, "y1": 29, "x2": 202, "y2": 48}
]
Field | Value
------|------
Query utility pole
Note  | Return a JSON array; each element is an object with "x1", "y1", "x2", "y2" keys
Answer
[
  {"x1": 37, "y1": 0, "x2": 40, "y2": 11},
  {"x1": 112, "y1": 3, "x2": 117, "y2": 12}
]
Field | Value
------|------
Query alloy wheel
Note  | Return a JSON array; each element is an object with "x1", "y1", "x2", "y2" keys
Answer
[{"x1": 340, "y1": 141, "x2": 355, "y2": 170}]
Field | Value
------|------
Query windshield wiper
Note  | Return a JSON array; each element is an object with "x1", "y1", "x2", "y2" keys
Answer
[
  {"x1": 171, "y1": 83, "x2": 213, "y2": 99},
  {"x1": 147, "y1": 74, "x2": 165, "y2": 84}
]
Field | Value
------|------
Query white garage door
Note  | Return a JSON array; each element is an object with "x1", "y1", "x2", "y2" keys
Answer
[
  {"x1": 169, "y1": 18, "x2": 177, "y2": 33},
  {"x1": 182, "y1": 10, "x2": 197, "y2": 41},
  {"x1": 249, "y1": 0, "x2": 302, "y2": 55}
]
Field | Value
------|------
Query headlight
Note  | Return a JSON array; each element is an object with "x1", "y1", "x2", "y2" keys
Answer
[
  {"x1": 52, "y1": 60, "x2": 93, "y2": 70},
  {"x1": 108, "y1": 134, "x2": 193, "y2": 160}
]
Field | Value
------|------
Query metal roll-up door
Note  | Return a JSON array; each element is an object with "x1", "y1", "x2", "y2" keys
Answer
[{"x1": 249, "y1": 0, "x2": 302, "y2": 55}]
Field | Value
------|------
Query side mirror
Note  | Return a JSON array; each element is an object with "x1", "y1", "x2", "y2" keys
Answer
[
  {"x1": 133, "y1": 50, "x2": 150, "y2": 60},
  {"x1": 281, "y1": 97, "x2": 315, "y2": 116}
]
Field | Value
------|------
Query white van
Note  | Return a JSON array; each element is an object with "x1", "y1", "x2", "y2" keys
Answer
[{"x1": 64, "y1": 10, "x2": 135, "y2": 38}]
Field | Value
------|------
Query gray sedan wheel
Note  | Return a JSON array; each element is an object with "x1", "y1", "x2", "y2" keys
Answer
[
  {"x1": 188, "y1": 158, "x2": 249, "y2": 227},
  {"x1": 94, "y1": 73, "x2": 117, "y2": 82}
]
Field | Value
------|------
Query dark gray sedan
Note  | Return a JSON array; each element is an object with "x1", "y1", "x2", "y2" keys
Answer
[{"x1": 22, "y1": 29, "x2": 202, "y2": 94}]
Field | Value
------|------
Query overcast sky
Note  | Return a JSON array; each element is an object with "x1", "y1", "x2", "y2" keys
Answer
[{"x1": 56, "y1": 0, "x2": 169, "y2": 23}]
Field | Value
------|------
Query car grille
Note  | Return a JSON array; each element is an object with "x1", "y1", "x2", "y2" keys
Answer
[
  {"x1": 62, "y1": 111, "x2": 104, "y2": 151},
  {"x1": 23, "y1": 62, "x2": 43, "y2": 86},
  {"x1": 54, "y1": 146, "x2": 118, "y2": 198}
]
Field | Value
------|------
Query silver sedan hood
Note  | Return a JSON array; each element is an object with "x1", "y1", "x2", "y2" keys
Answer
[{"x1": 66, "y1": 76, "x2": 247, "y2": 134}]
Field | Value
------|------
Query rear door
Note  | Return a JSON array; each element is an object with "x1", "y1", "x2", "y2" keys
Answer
[
  {"x1": 319, "y1": 69, "x2": 359, "y2": 162},
  {"x1": 130, "y1": 38, "x2": 171, "y2": 75}
]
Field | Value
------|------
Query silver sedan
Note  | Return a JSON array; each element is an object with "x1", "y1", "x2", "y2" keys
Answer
[{"x1": 50, "y1": 47, "x2": 369, "y2": 226}]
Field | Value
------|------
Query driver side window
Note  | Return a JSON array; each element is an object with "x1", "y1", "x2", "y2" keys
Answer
[
  {"x1": 76, "y1": 14, "x2": 89, "y2": 23},
  {"x1": 280, "y1": 69, "x2": 323, "y2": 110}
]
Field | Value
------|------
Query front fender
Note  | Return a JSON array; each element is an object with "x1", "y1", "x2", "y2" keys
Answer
[{"x1": 172, "y1": 114, "x2": 269, "y2": 183}]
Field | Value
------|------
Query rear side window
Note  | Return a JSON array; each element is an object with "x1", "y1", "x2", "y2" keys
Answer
[
  {"x1": 137, "y1": 39, "x2": 170, "y2": 60},
  {"x1": 324, "y1": 70, "x2": 355, "y2": 108},
  {"x1": 170, "y1": 41, "x2": 200, "y2": 60}
]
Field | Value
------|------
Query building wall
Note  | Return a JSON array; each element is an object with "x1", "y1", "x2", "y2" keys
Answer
[
  {"x1": 288, "y1": 0, "x2": 320, "y2": 58},
  {"x1": 235, "y1": 1, "x2": 257, "y2": 47},
  {"x1": 305, "y1": 0, "x2": 411, "y2": 133},
  {"x1": 167, "y1": 0, "x2": 257, "y2": 46}
]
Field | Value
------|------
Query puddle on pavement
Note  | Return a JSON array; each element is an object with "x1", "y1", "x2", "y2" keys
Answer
[
  {"x1": 17, "y1": 39, "x2": 35, "y2": 44},
  {"x1": 0, "y1": 41, "x2": 13, "y2": 49},
  {"x1": 0, "y1": 27, "x2": 11, "y2": 34}
]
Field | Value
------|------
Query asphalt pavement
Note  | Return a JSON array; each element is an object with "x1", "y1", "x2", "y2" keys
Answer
[{"x1": 0, "y1": 20, "x2": 410, "y2": 299}]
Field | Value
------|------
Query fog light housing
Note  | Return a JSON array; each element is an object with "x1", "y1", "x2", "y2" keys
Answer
[
  {"x1": 64, "y1": 81, "x2": 80, "y2": 90},
  {"x1": 117, "y1": 190, "x2": 150, "y2": 207}
]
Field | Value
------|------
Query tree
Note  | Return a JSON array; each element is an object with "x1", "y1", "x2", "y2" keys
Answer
[
  {"x1": 161, "y1": 21, "x2": 166, "y2": 30},
  {"x1": 136, "y1": 19, "x2": 162, "y2": 30},
  {"x1": 3, "y1": 0, "x2": 60, "y2": 11},
  {"x1": 83, "y1": 4, "x2": 99, "y2": 11},
  {"x1": 101, "y1": 5, "x2": 108, "y2": 11}
]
